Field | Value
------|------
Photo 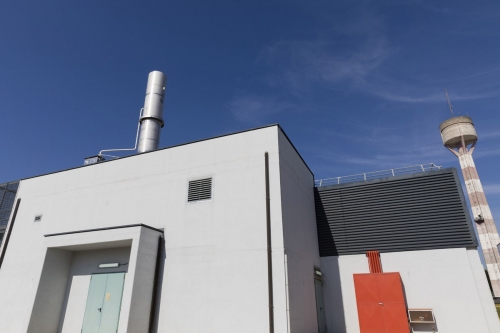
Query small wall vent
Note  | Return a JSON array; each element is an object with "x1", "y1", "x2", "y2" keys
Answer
[
  {"x1": 188, "y1": 178, "x2": 212, "y2": 202},
  {"x1": 408, "y1": 309, "x2": 435, "y2": 324}
]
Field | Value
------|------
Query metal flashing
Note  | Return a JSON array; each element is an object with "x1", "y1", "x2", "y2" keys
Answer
[
  {"x1": 17, "y1": 124, "x2": 313, "y2": 181},
  {"x1": 44, "y1": 223, "x2": 164, "y2": 237}
]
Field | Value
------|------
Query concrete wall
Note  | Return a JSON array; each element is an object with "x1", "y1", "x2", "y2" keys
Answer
[
  {"x1": 27, "y1": 248, "x2": 73, "y2": 333},
  {"x1": 278, "y1": 130, "x2": 321, "y2": 333},
  {"x1": 128, "y1": 227, "x2": 161, "y2": 332},
  {"x1": 0, "y1": 126, "x2": 298, "y2": 333},
  {"x1": 322, "y1": 254, "x2": 368, "y2": 333},
  {"x1": 321, "y1": 248, "x2": 500, "y2": 333}
]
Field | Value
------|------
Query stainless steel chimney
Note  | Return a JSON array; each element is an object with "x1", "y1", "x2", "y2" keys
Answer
[{"x1": 137, "y1": 71, "x2": 167, "y2": 153}]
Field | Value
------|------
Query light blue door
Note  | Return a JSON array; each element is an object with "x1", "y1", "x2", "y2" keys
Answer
[
  {"x1": 82, "y1": 273, "x2": 126, "y2": 333},
  {"x1": 99, "y1": 273, "x2": 126, "y2": 332},
  {"x1": 82, "y1": 274, "x2": 107, "y2": 332}
]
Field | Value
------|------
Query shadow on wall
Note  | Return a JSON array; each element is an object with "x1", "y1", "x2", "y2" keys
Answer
[
  {"x1": 151, "y1": 236, "x2": 166, "y2": 333},
  {"x1": 321, "y1": 256, "x2": 347, "y2": 333},
  {"x1": 411, "y1": 322, "x2": 440, "y2": 333},
  {"x1": 401, "y1": 280, "x2": 439, "y2": 333},
  {"x1": 28, "y1": 248, "x2": 73, "y2": 333},
  {"x1": 314, "y1": 188, "x2": 341, "y2": 257}
]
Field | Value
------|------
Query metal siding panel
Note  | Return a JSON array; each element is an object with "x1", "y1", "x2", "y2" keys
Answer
[
  {"x1": 354, "y1": 274, "x2": 380, "y2": 304},
  {"x1": 377, "y1": 273, "x2": 409, "y2": 333},
  {"x1": 315, "y1": 169, "x2": 476, "y2": 256},
  {"x1": 376, "y1": 273, "x2": 404, "y2": 304},
  {"x1": 354, "y1": 274, "x2": 385, "y2": 333},
  {"x1": 357, "y1": 304, "x2": 385, "y2": 333},
  {"x1": 354, "y1": 273, "x2": 410, "y2": 333},
  {"x1": 382, "y1": 303, "x2": 410, "y2": 333}
]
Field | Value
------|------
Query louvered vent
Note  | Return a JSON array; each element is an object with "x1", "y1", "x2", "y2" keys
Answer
[
  {"x1": 315, "y1": 169, "x2": 476, "y2": 256},
  {"x1": 188, "y1": 178, "x2": 213, "y2": 202}
]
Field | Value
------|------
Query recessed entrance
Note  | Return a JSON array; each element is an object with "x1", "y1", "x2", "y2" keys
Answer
[{"x1": 82, "y1": 273, "x2": 126, "y2": 333}]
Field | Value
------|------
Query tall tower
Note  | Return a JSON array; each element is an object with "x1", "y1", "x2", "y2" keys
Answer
[{"x1": 440, "y1": 116, "x2": 500, "y2": 297}]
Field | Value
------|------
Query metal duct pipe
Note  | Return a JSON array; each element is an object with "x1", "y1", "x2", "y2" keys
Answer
[{"x1": 137, "y1": 71, "x2": 167, "y2": 153}]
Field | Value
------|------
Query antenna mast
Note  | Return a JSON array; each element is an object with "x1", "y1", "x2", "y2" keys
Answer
[{"x1": 444, "y1": 88, "x2": 454, "y2": 116}]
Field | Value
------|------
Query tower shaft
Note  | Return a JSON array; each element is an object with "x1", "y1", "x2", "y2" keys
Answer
[
  {"x1": 440, "y1": 115, "x2": 500, "y2": 297},
  {"x1": 457, "y1": 151, "x2": 500, "y2": 296}
]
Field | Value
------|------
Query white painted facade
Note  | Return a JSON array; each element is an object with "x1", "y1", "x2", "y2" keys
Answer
[
  {"x1": 0, "y1": 125, "x2": 320, "y2": 333},
  {"x1": 321, "y1": 248, "x2": 500, "y2": 333},
  {"x1": 0, "y1": 124, "x2": 497, "y2": 333}
]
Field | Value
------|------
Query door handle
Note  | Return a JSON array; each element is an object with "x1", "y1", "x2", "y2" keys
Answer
[
  {"x1": 378, "y1": 303, "x2": 383, "y2": 306},
  {"x1": 98, "y1": 308, "x2": 102, "y2": 312}
]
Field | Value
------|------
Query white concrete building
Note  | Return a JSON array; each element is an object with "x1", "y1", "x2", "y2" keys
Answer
[{"x1": 0, "y1": 124, "x2": 498, "y2": 333}]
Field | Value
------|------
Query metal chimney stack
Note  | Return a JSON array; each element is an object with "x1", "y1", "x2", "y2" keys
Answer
[
  {"x1": 137, "y1": 71, "x2": 167, "y2": 153},
  {"x1": 440, "y1": 116, "x2": 500, "y2": 297}
]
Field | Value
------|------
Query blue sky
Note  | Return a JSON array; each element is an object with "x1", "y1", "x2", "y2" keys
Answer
[{"x1": 1, "y1": 1, "x2": 500, "y2": 225}]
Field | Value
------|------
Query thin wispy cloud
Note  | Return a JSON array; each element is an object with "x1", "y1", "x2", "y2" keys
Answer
[
  {"x1": 226, "y1": 0, "x2": 500, "y2": 191},
  {"x1": 228, "y1": 1, "x2": 500, "y2": 126},
  {"x1": 259, "y1": 6, "x2": 391, "y2": 96},
  {"x1": 261, "y1": 37, "x2": 390, "y2": 93},
  {"x1": 309, "y1": 117, "x2": 457, "y2": 175},
  {"x1": 228, "y1": 93, "x2": 293, "y2": 124},
  {"x1": 278, "y1": 114, "x2": 458, "y2": 180},
  {"x1": 260, "y1": 37, "x2": 500, "y2": 104},
  {"x1": 252, "y1": 2, "x2": 500, "y2": 106},
  {"x1": 483, "y1": 184, "x2": 500, "y2": 195},
  {"x1": 367, "y1": 89, "x2": 499, "y2": 104},
  {"x1": 475, "y1": 149, "x2": 500, "y2": 159},
  {"x1": 481, "y1": 130, "x2": 500, "y2": 141}
]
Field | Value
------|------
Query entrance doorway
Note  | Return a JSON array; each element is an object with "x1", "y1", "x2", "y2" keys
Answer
[
  {"x1": 82, "y1": 273, "x2": 126, "y2": 333},
  {"x1": 314, "y1": 268, "x2": 327, "y2": 333}
]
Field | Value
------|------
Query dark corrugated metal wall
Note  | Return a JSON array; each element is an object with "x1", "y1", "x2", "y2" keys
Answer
[
  {"x1": 0, "y1": 181, "x2": 19, "y2": 247},
  {"x1": 315, "y1": 169, "x2": 477, "y2": 257}
]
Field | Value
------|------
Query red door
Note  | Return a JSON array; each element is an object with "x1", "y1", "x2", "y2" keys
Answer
[{"x1": 354, "y1": 273, "x2": 409, "y2": 333}]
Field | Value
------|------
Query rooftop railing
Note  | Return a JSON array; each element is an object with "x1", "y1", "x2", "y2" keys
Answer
[{"x1": 315, "y1": 163, "x2": 442, "y2": 187}]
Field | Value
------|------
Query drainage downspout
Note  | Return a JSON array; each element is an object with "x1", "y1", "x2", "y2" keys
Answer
[
  {"x1": 265, "y1": 152, "x2": 274, "y2": 333},
  {"x1": 284, "y1": 253, "x2": 291, "y2": 333},
  {"x1": 149, "y1": 234, "x2": 164, "y2": 333}
]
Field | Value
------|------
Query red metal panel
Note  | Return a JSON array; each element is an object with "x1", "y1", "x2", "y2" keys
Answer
[
  {"x1": 357, "y1": 303, "x2": 385, "y2": 333},
  {"x1": 354, "y1": 274, "x2": 380, "y2": 304},
  {"x1": 376, "y1": 273, "x2": 405, "y2": 304},
  {"x1": 354, "y1": 273, "x2": 409, "y2": 333},
  {"x1": 382, "y1": 303, "x2": 410, "y2": 333}
]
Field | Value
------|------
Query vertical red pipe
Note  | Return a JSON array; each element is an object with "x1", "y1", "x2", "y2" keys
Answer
[{"x1": 367, "y1": 251, "x2": 382, "y2": 274}]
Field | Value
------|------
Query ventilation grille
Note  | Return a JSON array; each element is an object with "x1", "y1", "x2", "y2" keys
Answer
[
  {"x1": 315, "y1": 169, "x2": 476, "y2": 256},
  {"x1": 188, "y1": 178, "x2": 212, "y2": 202}
]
